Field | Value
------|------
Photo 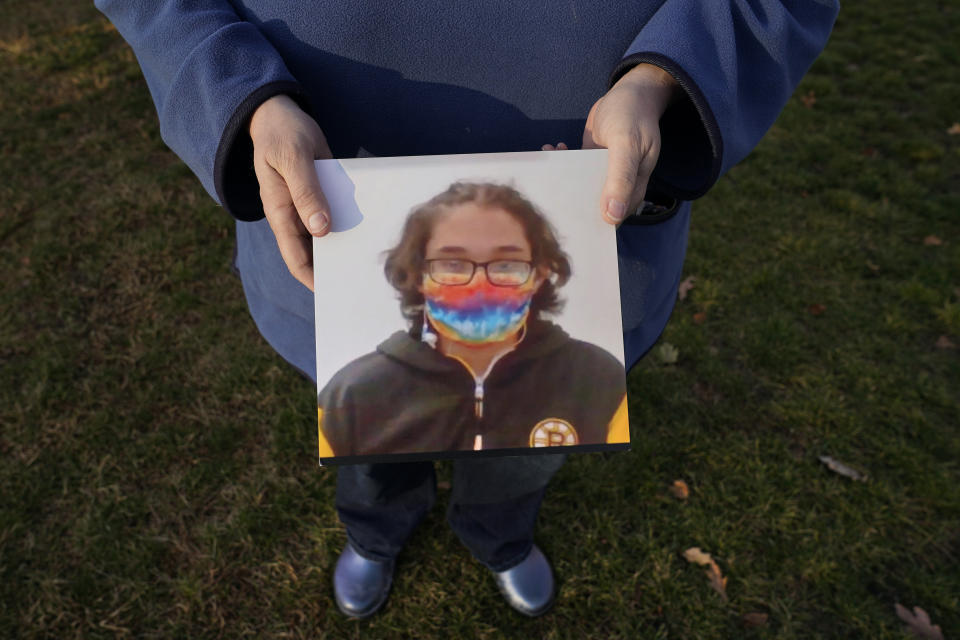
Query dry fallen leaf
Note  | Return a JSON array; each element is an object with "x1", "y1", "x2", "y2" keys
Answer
[
  {"x1": 683, "y1": 548, "x2": 729, "y2": 600},
  {"x1": 683, "y1": 547, "x2": 713, "y2": 566},
  {"x1": 935, "y1": 336, "x2": 956, "y2": 349},
  {"x1": 705, "y1": 561, "x2": 728, "y2": 601},
  {"x1": 947, "y1": 122, "x2": 960, "y2": 135},
  {"x1": 669, "y1": 480, "x2": 690, "y2": 500},
  {"x1": 808, "y1": 303, "x2": 827, "y2": 316},
  {"x1": 819, "y1": 455, "x2": 868, "y2": 482},
  {"x1": 656, "y1": 342, "x2": 679, "y2": 365},
  {"x1": 800, "y1": 90, "x2": 816, "y2": 108},
  {"x1": 678, "y1": 276, "x2": 696, "y2": 301},
  {"x1": 692, "y1": 312, "x2": 707, "y2": 325},
  {"x1": 923, "y1": 235, "x2": 943, "y2": 246},
  {"x1": 895, "y1": 604, "x2": 945, "y2": 640},
  {"x1": 743, "y1": 612, "x2": 769, "y2": 628}
]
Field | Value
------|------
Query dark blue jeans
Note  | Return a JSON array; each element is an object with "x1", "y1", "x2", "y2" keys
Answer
[{"x1": 336, "y1": 454, "x2": 567, "y2": 572}]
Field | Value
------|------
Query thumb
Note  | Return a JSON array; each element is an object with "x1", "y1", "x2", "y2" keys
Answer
[
  {"x1": 600, "y1": 141, "x2": 640, "y2": 225},
  {"x1": 283, "y1": 150, "x2": 332, "y2": 236}
]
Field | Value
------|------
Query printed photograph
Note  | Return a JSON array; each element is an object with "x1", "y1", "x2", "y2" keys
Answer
[{"x1": 313, "y1": 150, "x2": 628, "y2": 464}]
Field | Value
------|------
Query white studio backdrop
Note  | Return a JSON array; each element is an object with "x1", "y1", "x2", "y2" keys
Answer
[{"x1": 313, "y1": 149, "x2": 624, "y2": 391}]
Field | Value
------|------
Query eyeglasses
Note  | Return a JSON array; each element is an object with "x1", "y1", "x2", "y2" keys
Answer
[{"x1": 425, "y1": 259, "x2": 533, "y2": 286}]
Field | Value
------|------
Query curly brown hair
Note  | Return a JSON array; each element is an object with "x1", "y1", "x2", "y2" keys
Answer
[{"x1": 383, "y1": 182, "x2": 572, "y2": 326}]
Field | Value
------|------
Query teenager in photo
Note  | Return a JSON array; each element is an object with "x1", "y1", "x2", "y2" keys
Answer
[{"x1": 317, "y1": 182, "x2": 628, "y2": 458}]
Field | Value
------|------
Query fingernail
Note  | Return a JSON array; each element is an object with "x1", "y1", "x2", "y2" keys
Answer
[
  {"x1": 309, "y1": 213, "x2": 329, "y2": 234},
  {"x1": 605, "y1": 199, "x2": 627, "y2": 222}
]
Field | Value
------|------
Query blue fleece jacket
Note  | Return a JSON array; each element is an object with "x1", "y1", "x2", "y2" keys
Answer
[{"x1": 95, "y1": 0, "x2": 839, "y2": 377}]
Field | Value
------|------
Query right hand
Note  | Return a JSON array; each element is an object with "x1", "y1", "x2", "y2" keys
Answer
[{"x1": 248, "y1": 94, "x2": 333, "y2": 291}]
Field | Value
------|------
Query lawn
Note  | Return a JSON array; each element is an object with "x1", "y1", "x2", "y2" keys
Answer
[{"x1": 1, "y1": 2, "x2": 958, "y2": 638}]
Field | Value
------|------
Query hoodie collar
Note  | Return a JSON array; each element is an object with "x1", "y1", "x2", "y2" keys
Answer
[{"x1": 376, "y1": 319, "x2": 570, "y2": 373}]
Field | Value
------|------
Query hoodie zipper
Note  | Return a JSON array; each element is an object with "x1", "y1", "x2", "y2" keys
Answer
[
  {"x1": 474, "y1": 382, "x2": 484, "y2": 419},
  {"x1": 449, "y1": 345, "x2": 517, "y2": 451},
  {"x1": 425, "y1": 323, "x2": 528, "y2": 451}
]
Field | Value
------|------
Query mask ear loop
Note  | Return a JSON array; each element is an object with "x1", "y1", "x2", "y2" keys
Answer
[{"x1": 420, "y1": 306, "x2": 438, "y2": 349}]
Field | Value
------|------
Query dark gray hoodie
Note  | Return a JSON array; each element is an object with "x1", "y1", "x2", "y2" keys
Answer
[{"x1": 317, "y1": 320, "x2": 627, "y2": 464}]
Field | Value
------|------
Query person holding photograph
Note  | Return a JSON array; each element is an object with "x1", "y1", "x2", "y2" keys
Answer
[
  {"x1": 317, "y1": 182, "x2": 628, "y2": 458},
  {"x1": 98, "y1": 0, "x2": 839, "y2": 620}
]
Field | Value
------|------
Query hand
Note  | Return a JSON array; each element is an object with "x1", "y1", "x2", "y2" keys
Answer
[
  {"x1": 582, "y1": 63, "x2": 680, "y2": 225},
  {"x1": 248, "y1": 94, "x2": 333, "y2": 291}
]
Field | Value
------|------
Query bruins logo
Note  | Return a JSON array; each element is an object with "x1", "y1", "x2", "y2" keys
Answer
[{"x1": 529, "y1": 418, "x2": 579, "y2": 447}]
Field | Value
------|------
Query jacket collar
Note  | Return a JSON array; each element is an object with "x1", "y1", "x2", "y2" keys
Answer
[{"x1": 376, "y1": 319, "x2": 569, "y2": 373}]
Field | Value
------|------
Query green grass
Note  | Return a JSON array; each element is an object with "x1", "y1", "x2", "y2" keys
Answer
[{"x1": 2, "y1": 2, "x2": 958, "y2": 638}]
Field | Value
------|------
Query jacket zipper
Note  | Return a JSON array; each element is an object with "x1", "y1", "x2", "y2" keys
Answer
[
  {"x1": 469, "y1": 348, "x2": 516, "y2": 449},
  {"x1": 449, "y1": 346, "x2": 517, "y2": 451},
  {"x1": 474, "y1": 382, "x2": 484, "y2": 419},
  {"x1": 440, "y1": 325, "x2": 527, "y2": 451}
]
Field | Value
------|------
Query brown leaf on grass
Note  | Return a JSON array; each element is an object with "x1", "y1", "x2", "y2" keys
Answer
[
  {"x1": 800, "y1": 90, "x2": 816, "y2": 108},
  {"x1": 742, "y1": 612, "x2": 769, "y2": 628},
  {"x1": 678, "y1": 276, "x2": 696, "y2": 301},
  {"x1": 862, "y1": 147, "x2": 877, "y2": 157},
  {"x1": 819, "y1": 455, "x2": 868, "y2": 482},
  {"x1": 895, "y1": 604, "x2": 945, "y2": 640},
  {"x1": 682, "y1": 547, "x2": 728, "y2": 601},
  {"x1": 669, "y1": 480, "x2": 690, "y2": 500},
  {"x1": 935, "y1": 336, "x2": 956, "y2": 349},
  {"x1": 683, "y1": 547, "x2": 713, "y2": 566},
  {"x1": 866, "y1": 260, "x2": 880, "y2": 272},
  {"x1": 808, "y1": 303, "x2": 827, "y2": 316},
  {"x1": 923, "y1": 235, "x2": 943, "y2": 246},
  {"x1": 947, "y1": 122, "x2": 960, "y2": 135},
  {"x1": 706, "y1": 561, "x2": 728, "y2": 601},
  {"x1": 693, "y1": 312, "x2": 707, "y2": 325}
]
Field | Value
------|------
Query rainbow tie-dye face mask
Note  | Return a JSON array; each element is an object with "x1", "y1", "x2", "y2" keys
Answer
[{"x1": 423, "y1": 275, "x2": 536, "y2": 345}]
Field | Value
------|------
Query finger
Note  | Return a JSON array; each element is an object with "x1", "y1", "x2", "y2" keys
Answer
[
  {"x1": 582, "y1": 129, "x2": 599, "y2": 149},
  {"x1": 557, "y1": 142, "x2": 568, "y2": 150},
  {"x1": 600, "y1": 137, "x2": 641, "y2": 225},
  {"x1": 273, "y1": 224, "x2": 315, "y2": 291},
  {"x1": 280, "y1": 147, "x2": 332, "y2": 237},
  {"x1": 541, "y1": 144, "x2": 555, "y2": 151},
  {"x1": 267, "y1": 203, "x2": 315, "y2": 291},
  {"x1": 257, "y1": 162, "x2": 316, "y2": 291}
]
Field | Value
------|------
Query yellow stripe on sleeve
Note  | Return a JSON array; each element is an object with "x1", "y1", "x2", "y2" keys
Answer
[
  {"x1": 318, "y1": 408, "x2": 335, "y2": 458},
  {"x1": 606, "y1": 394, "x2": 630, "y2": 444}
]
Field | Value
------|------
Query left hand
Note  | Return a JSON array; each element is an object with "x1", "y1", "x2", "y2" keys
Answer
[{"x1": 546, "y1": 64, "x2": 679, "y2": 225}]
